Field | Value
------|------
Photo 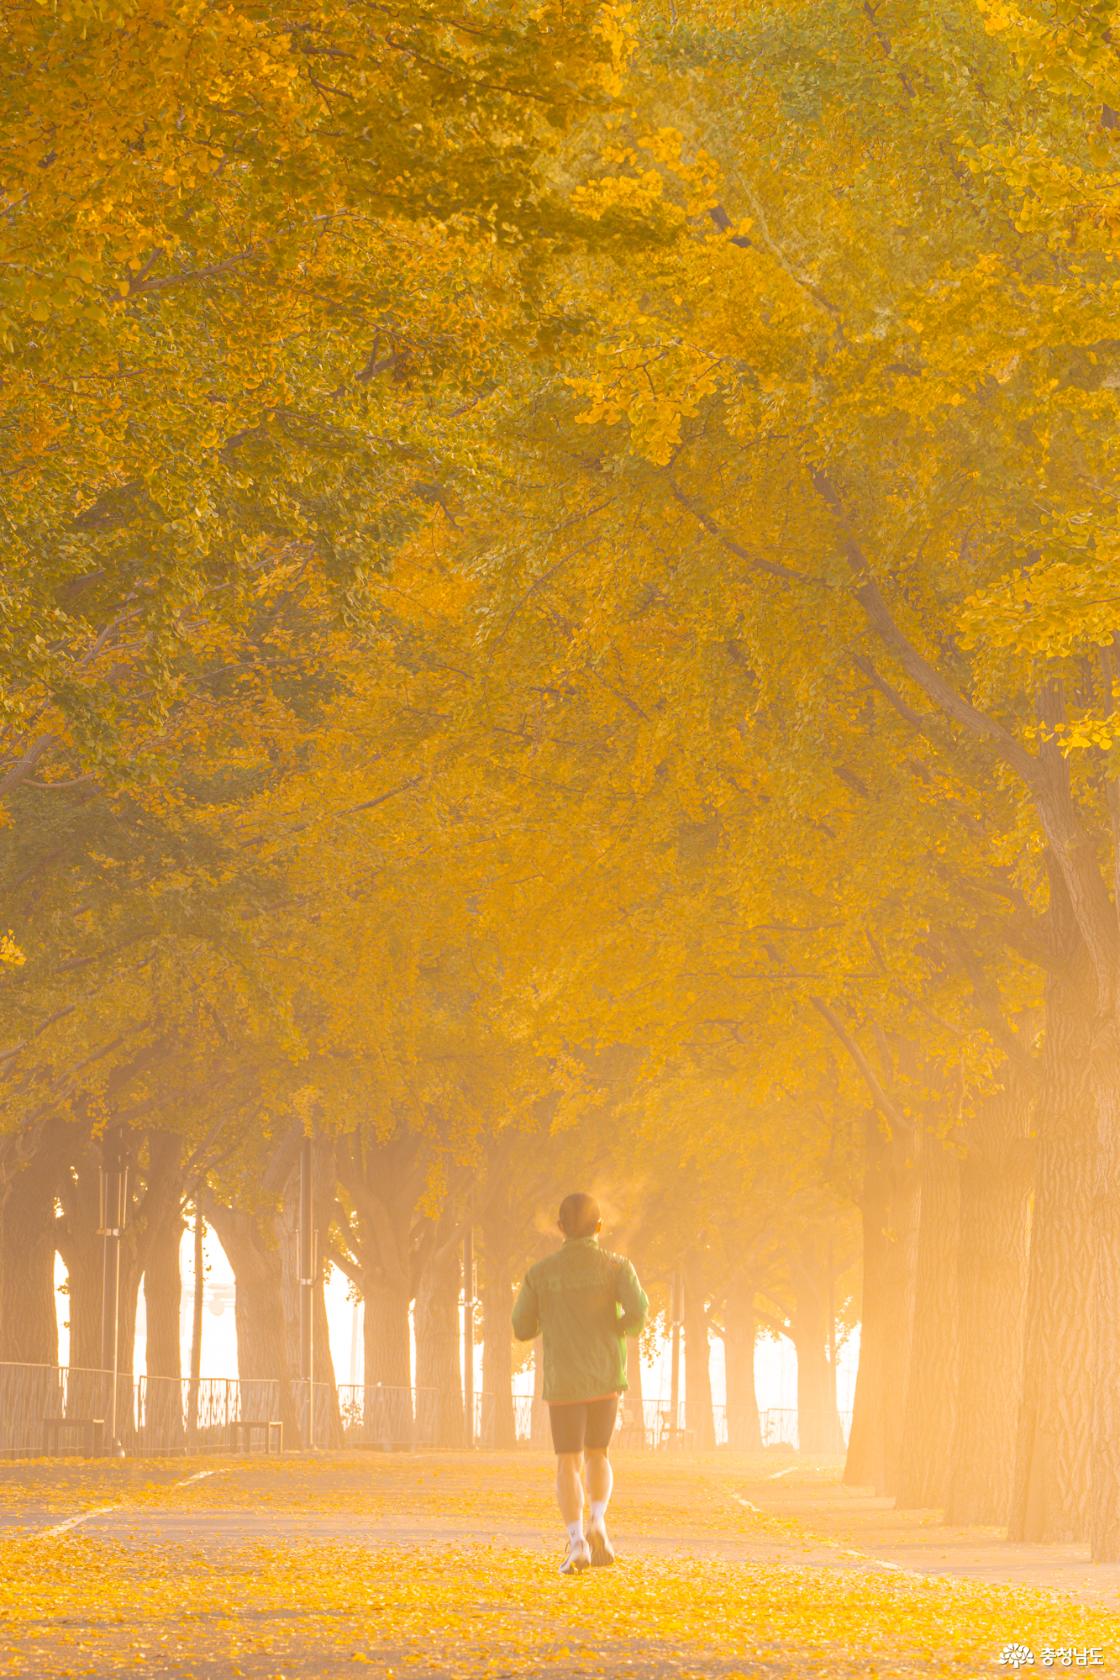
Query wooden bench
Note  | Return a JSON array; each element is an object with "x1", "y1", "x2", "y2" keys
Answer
[
  {"x1": 42, "y1": 1416, "x2": 105, "y2": 1457},
  {"x1": 229, "y1": 1418, "x2": 283, "y2": 1454}
]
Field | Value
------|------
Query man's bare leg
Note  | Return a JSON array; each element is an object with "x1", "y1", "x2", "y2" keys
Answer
[
  {"x1": 556, "y1": 1451, "x2": 590, "y2": 1572},
  {"x1": 585, "y1": 1447, "x2": 615, "y2": 1565},
  {"x1": 557, "y1": 1450, "x2": 585, "y2": 1529}
]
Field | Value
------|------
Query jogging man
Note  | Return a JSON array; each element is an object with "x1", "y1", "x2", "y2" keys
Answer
[{"x1": 512, "y1": 1192, "x2": 648, "y2": 1574}]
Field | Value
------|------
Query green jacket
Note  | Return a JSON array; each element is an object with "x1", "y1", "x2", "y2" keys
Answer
[{"x1": 511, "y1": 1234, "x2": 648, "y2": 1404}]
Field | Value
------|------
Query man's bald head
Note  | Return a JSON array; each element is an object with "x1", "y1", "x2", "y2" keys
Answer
[{"x1": 558, "y1": 1192, "x2": 601, "y2": 1239}]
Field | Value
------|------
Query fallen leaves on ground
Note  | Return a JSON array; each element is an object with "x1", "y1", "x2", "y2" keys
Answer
[{"x1": 1, "y1": 1455, "x2": 1117, "y2": 1678}]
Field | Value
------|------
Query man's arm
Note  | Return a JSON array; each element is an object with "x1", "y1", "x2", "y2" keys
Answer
[
  {"x1": 511, "y1": 1273, "x2": 540, "y2": 1341},
  {"x1": 615, "y1": 1259, "x2": 648, "y2": 1336}
]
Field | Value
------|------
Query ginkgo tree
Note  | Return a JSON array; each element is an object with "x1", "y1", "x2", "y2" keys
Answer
[
  {"x1": 0, "y1": 0, "x2": 631, "y2": 804},
  {"x1": 500, "y1": 0, "x2": 1120, "y2": 1555}
]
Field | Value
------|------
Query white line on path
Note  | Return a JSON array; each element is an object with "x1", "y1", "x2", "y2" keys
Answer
[
  {"x1": 37, "y1": 1505, "x2": 119, "y2": 1539},
  {"x1": 34, "y1": 1466, "x2": 226, "y2": 1539},
  {"x1": 831, "y1": 1543, "x2": 914, "y2": 1575},
  {"x1": 174, "y1": 1469, "x2": 222, "y2": 1488},
  {"x1": 729, "y1": 1491, "x2": 921, "y2": 1578}
]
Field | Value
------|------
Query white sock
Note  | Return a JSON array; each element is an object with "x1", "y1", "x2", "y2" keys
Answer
[
  {"x1": 566, "y1": 1517, "x2": 584, "y2": 1544},
  {"x1": 589, "y1": 1499, "x2": 608, "y2": 1528}
]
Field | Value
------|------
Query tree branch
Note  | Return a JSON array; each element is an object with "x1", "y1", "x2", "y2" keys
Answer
[
  {"x1": 812, "y1": 996, "x2": 913, "y2": 1139},
  {"x1": 666, "y1": 476, "x2": 825, "y2": 586},
  {"x1": 812, "y1": 470, "x2": 1037, "y2": 782}
]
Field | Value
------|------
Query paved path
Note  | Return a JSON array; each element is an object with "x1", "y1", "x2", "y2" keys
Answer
[
  {"x1": 12, "y1": 1454, "x2": 1120, "y2": 1604},
  {"x1": 48, "y1": 1503, "x2": 856, "y2": 1568}
]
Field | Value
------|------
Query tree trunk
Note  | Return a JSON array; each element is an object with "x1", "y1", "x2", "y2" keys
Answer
[
  {"x1": 481, "y1": 1229, "x2": 516, "y2": 1450},
  {"x1": 1089, "y1": 1017, "x2": 1120, "y2": 1559},
  {"x1": 1010, "y1": 957, "x2": 1096, "y2": 1542},
  {"x1": 683, "y1": 1254, "x2": 714, "y2": 1450},
  {"x1": 143, "y1": 1201, "x2": 184, "y2": 1380},
  {"x1": 132, "y1": 1129, "x2": 185, "y2": 1384},
  {"x1": 415, "y1": 1236, "x2": 463, "y2": 1447},
  {"x1": 881, "y1": 1144, "x2": 920, "y2": 1498},
  {"x1": 139, "y1": 1196, "x2": 185, "y2": 1451},
  {"x1": 895, "y1": 1132, "x2": 961, "y2": 1508},
  {"x1": 792, "y1": 1233, "x2": 844, "y2": 1458},
  {"x1": 204, "y1": 1194, "x2": 299, "y2": 1442},
  {"x1": 336, "y1": 1131, "x2": 422, "y2": 1401},
  {"x1": 363, "y1": 1276, "x2": 412, "y2": 1389},
  {"x1": 723, "y1": 1281, "x2": 761, "y2": 1453},
  {"x1": 0, "y1": 1129, "x2": 59, "y2": 1365},
  {"x1": 56, "y1": 1128, "x2": 104, "y2": 1373},
  {"x1": 947, "y1": 1082, "x2": 1033, "y2": 1525},
  {"x1": 65, "y1": 1231, "x2": 104, "y2": 1372},
  {"x1": 845, "y1": 1115, "x2": 919, "y2": 1493}
]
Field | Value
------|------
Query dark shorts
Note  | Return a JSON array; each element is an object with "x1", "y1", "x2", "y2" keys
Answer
[{"x1": 548, "y1": 1394, "x2": 619, "y2": 1454}]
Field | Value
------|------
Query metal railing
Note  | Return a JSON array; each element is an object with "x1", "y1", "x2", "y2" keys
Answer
[
  {"x1": 134, "y1": 1375, "x2": 282, "y2": 1453},
  {"x1": 0, "y1": 1363, "x2": 281, "y2": 1457},
  {"x1": 0, "y1": 1363, "x2": 852, "y2": 1457},
  {"x1": 336, "y1": 1382, "x2": 448, "y2": 1450}
]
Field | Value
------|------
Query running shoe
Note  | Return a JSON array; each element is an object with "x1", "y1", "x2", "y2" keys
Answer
[{"x1": 559, "y1": 1535, "x2": 592, "y2": 1574}]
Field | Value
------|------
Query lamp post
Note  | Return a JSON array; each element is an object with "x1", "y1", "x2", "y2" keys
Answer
[
  {"x1": 188, "y1": 1188, "x2": 204, "y2": 1445},
  {"x1": 669, "y1": 1269, "x2": 683, "y2": 1444},
  {"x1": 98, "y1": 1125, "x2": 129, "y2": 1456},
  {"x1": 298, "y1": 1136, "x2": 316, "y2": 1450},
  {"x1": 462, "y1": 1227, "x2": 475, "y2": 1447}
]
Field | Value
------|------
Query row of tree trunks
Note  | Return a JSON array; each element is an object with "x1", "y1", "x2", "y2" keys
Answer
[
  {"x1": 841, "y1": 933, "x2": 1110, "y2": 1550},
  {"x1": 848, "y1": 1091, "x2": 1036, "y2": 1523},
  {"x1": 0, "y1": 1118, "x2": 479, "y2": 1459},
  {"x1": 45, "y1": 1122, "x2": 190, "y2": 1382},
  {"x1": 6, "y1": 1132, "x2": 778, "y2": 1461}
]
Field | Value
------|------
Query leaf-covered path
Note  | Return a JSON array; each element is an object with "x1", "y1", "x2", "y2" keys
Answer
[{"x1": 2, "y1": 1453, "x2": 1119, "y2": 1678}]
